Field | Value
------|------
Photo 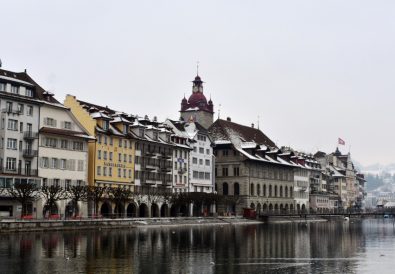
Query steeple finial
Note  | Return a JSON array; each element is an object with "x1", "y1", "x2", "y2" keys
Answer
[{"x1": 196, "y1": 61, "x2": 199, "y2": 75}]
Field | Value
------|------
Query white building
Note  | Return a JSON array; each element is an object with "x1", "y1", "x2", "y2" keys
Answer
[
  {"x1": 37, "y1": 99, "x2": 92, "y2": 218},
  {"x1": 0, "y1": 68, "x2": 44, "y2": 218}
]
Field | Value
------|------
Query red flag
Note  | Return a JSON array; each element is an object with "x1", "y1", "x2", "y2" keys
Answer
[{"x1": 338, "y1": 138, "x2": 345, "y2": 145}]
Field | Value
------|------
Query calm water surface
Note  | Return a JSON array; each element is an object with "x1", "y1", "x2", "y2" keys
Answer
[{"x1": 0, "y1": 219, "x2": 395, "y2": 274}]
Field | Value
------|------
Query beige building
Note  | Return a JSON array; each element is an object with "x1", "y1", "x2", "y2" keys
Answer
[{"x1": 209, "y1": 118, "x2": 297, "y2": 215}]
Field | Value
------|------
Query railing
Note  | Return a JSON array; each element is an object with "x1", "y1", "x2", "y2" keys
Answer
[
  {"x1": 1, "y1": 108, "x2": 22, "y2": 115},
  {"x1": 23, "y1": 131, "x2": 39, "y2": 139},
  {"x1": 0, "y1": 167, "x2": 38, "y2": 176},
  {"x1": 23, "y1": 149, "x2": 38, "y2": 157}
]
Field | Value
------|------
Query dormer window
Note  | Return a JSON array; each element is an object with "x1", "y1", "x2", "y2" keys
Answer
[
  {"x1": 103, "y1": 120, "x2": 109, "y2": 130},
  {"x1": 0, "y1": 83, "x2": 5, "y2": 92},
  {"x1": 25, "y1": 89, "x2": 33, "y2": 97},
  {"x1": 44, "y1": 117, "x2": 57, "y2": 127},
  {"x1": 153, "y1": 131, "x2": 158, "y2": 140},
  {"x1": 139, "y1": 128, "x2": 144, "y2": 137},
  {"x1": 11, "y1": 85, "x2": 19, "y2": 94},
  {"x1": 123, "y1": 125, "x2": 128, "y2": 134},
  {"x1": 63, "y1": 121, "x2": 72, "y2": 130}
]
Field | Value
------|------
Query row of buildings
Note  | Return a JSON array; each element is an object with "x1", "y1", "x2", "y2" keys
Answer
[{"x1": 0, "y1": 66, "x2": 366, "y2": 218}]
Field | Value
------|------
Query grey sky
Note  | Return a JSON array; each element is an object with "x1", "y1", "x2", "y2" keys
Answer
[{"x1": 1, "y1": 0, "x2": 394, "y2": 166}]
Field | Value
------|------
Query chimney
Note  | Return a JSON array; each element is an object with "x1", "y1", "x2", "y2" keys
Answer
[
  {"x1": 226, "y1": 117, "x2": 231, "y2": 122},
  {"x1": 251, "y1": 123, "x2": 254, "y2": 128}
]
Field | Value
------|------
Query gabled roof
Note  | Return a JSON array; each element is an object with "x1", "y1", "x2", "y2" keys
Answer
[{"x1": 208, "y1": 119, "x2": 276, "y2": 148}]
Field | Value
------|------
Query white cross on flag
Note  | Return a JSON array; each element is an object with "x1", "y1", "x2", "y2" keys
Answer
[{"x1": 338, "y1": 138, "x2": 345, "y2": 146}]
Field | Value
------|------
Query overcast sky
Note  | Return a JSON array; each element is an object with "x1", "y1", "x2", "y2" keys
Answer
[{"x1": 1, "y1": 0, "x2": 394, "y2": 166}]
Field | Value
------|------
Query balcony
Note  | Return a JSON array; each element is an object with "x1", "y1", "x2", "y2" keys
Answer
[
  {"x1": 1, "y1": 108, "x2": 22, "y2": 115},
  {"x1": 145, "y1": 164, "x2": 157, "y2": 171},
  {"x1": 160, "y1": 153, "x2": 172, "y2": 159},
  {"x1": 0, "y1": 167, "x2": 38, "y2": 176},
  {"x1": 23, "y1": 149, "x2": 38, "y2": 158},
  {"x1": 178, "y1": 168, "x2": 187, "y2": 174},
  {"x1": 23, "y1": 131, "x2": 39, "y2": 140}
]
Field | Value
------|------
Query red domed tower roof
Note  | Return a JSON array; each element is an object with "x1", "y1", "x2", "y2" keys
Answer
[{"x1": 180, "y1": 75, "x2": 213, "y2": 113}]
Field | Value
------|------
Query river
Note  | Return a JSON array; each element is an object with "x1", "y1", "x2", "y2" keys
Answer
[{"x1": 0, "y1": 218, "x2": 394, "y2": 273}]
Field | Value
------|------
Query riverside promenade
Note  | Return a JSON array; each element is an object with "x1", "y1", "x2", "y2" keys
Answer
[{"x1": 0, "y1": 217, "x2": 262, "y2": 233}]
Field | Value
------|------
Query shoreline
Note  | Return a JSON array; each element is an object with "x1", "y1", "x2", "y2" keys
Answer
[{"x1": 1, "y1": 215, "x2": 380, "y2": 233}]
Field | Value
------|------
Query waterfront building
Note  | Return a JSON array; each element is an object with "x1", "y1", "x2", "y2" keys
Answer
[
  {"x1": 179, "y1": 75, "x2": 214, "y2": 129},
  {"x1": 37, "y1": 98, "x2": 92, "y2": 218},
  {"x1": 165, "y1": 118, "x2": 214, "y2": 193},
  {"x1": 208, "y1": 118, "x2": 297, "y2": 215},
  {"x1": 0, "y1": 68, "x2": 44, "y2": 217}
]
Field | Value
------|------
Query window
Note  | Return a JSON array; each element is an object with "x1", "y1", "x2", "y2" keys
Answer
[
  {"x1": 44, "y1": 117, "x2": 57, "y2": 127},
  {"x1": 193, "y1": 147, "x2": 197, "y2": 152},
  {"x1": 61, "y1": 139, "x2": 68, "y2": 149},
  {"x1": 129, "y1": 155, "x2": 132, "y2": 163},
  {"x1": 103, "y1": 167, "x2": 107, "y2": 176},
  {"x1": 153, "y1": 131, "x2": 158, "y2": 140},
  {"x1": 223, "y1": 183, "x2": 229, "y2": 195},
  {"x1": 103, "y1": 121, "x2": 109, "y2": 130},
  {"x1": 110, "y1": 137, "x2": 113, "y2": 145},
  {"x1": 199, "y1": 147, "x2": 204, "y2": 154},
  {"x1": 128, "y1": 169, "x2": 132, "y2": 178},
  {"x1": 25, "y1": 89, "x2": 33, "y2": 97},
  {"x1": 204, "y1": 172, "x2": 210, "y2": 180},
  {"x1": 98, "y1": 135, "x2": 102, "y2": 144},
  {"x1": 7, "y1": 119, "x2": 18, "y2": 131},
  {"x1": 123, "y1": 169, "x2": 126, "y2": 178},
  {"x1": 199, "y1": 159, "x2": 203, "y2": 165},
  {"x1": 104, "y1": 136, "x2": 107, "y2": 145},
  {"x1": 103, "y1": 151, "x2": 107, "y2": 160},
  {"x1": 64, "y1": 121, "x2": 72, "y2": 129},
  {"x1": 192, "y1": 157, "x2": 198, "y2": 164},
  {"x1": 119, "y1": 138, "x2": 122, "y2": 147},
  {"x1": 222, "y1": 167, "x2": 228, "y2": 176},
  {"x1": 223, "y1": 150, "x2": 229, "y2": 156},
  {"x1": 6, "y1": 102, "x2": 13, "y2": 112},
  {"x1": 6, "y1": 158, "x2": 16, "y2": 171},
  {"x1": 0, "y1": 82, "x2": 5, "y2": 91},
  {"x1": 193, "y1": 171, "x2": 198, "y2": 179},
  {"x1": 123, "y1": 154, "x2": 127, "y2": 162},
  {"x1": 97, "y1": 166, "x2": 101, "y2": 176},
  {"x1": 118, "y1": 153, "x2": 121, "y2": 162},
  {"x1": 234, "y1": 167, "x2": 240, "y2": 176},
  {"x1": 6, "y1": 138, "x2": 17, "y2": 150},
  {"x1": 73, "y1": 141, "x2": 84, "y2": 151},
  {"x1": 206, "y1": 149, "x2": 210, "y2": 155},
  {"x1": 19, "y1": 140, "x2": 22, "y2": 151},
  {"x1": 51, "y1": 158, "x2": 58, "y2": 169},
  {"x1": 109, "y1": 152, "x2": 113, "y2": 161},
  {"x1": 98, "y1": 150, "x2": 102, "y2": 159},
  {"x1": 60, "y1": 159, "x2": 67, "y2": 169},
  {"x1": 65, "y1": 180, "x2": 71, "y2": 190},
  {"x1": 205, "y1": 159, "x2": 210, "y2": 166},
  {"x1": 41, "y1": 157, "x2": 49, "y2": 168},
  {"x1": 124, "y1": 140, "x2": 127, "y2": 148},
  {"x1": 26, "y1": 106, "x2": 33, "y2": 116},
  {"x1": 78, "y1": 160, "x2": 84, "y2": 171},
  {"x1": 11, "y1": 85, "x2": 19, "y2": 94},
  {"x1": 45, "y1": 137, "x2": 57, "y2": 148},
  {"x1": 109, "y1": 167, "x2": 112, "y2": 176},
  {"x1": 17, "y1": 104, "x2": 24, "y2": 113},
  {"x1": 199, "y1": 172, "x2": 204, "y2": 179}
]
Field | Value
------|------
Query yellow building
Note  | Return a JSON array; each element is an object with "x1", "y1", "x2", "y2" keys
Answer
[{"x1": 64, "y1": 95, "x2": 135, "y2": 188}]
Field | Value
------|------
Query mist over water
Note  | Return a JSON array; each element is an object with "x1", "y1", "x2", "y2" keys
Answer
[{"x1": 0, "y1": 219, "x2": 394, "y2": 274}]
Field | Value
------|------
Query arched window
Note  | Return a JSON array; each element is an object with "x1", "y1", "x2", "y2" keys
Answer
[
  {"x1": 280, "y1": 186, "x2": 283, "y2": 197},
  {"x1": 234, "y1": 183, "x2": 240, "y2": 196},
  {"x1": 215, "y1": 183, "x2": 218, "y2": 192},
  {"x1": 257, "y1": 184, "x2": 261, "y2": 196},
  {"x1": 269, "y1": 185, "x2": 272, "y2": 197},
  {"x1": 250, "y1": 183, "x2": 255, "y2": 196},
  {"x1": 285, "y1": 186, "x2": 288, "y2": 197},
  {"x1": 290, "y1": 186, "x2": 293, "y2": 198},
  {"x1": 274, "y1": 185, "x2": 278, "y2": 197},
  {"x1": 223, "y1": 182, "x2": 229, "y2": 195},
  {"x1": 263, "y1": 184, "x2": 266, "y2": 197}
]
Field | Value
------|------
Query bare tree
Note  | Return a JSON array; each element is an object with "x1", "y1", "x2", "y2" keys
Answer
[
  {"x1": 6, "y1": 181, "x2": 40, "y2": 217},
  {"x1": 107, "y1": 186, "x2": 132, "y2": 218},
  {"x1": 67, "y1": 185, "x2": 88, "y2": 218},
  {"x1": 41, "y1": 185, "x2": 68, "y2": 218},
  {"x1": 87, "y1": 186, "x2": 107, "y2": 217}
]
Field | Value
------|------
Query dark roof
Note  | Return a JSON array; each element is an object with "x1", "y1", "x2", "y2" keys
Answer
[
  {"x1": 208, "y1": 119, "x2": 276, "y2": 148},
  {"x1": 76, "y1": 99, "x2": 117, "y2": 115},
  {"x1": 40, "y1": 127, "x2": 92, "y2": 139},
  {"x1": 0, "y1": 68, "x2": 59, "y2": 103}
]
